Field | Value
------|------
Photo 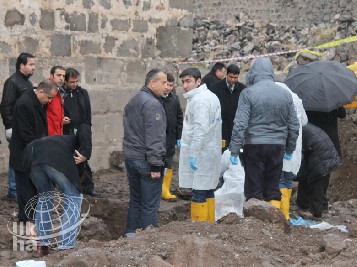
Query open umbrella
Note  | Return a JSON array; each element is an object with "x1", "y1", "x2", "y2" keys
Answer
[{"x1": 284, "y1": 61, "x2": 357, "y2": 112}]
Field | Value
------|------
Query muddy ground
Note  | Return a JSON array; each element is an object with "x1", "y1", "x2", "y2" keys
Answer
[{"x1": 0, "y1": 116, "x2": 356, "y2": 266}]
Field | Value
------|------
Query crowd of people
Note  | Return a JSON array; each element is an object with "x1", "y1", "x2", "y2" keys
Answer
[{"x1": 0, "y1": 52, "x2": 346, "y2": 256}]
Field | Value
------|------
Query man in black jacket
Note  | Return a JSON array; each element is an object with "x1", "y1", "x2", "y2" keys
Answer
[
  {"x1": 61, "y1": 68, "x2": 98, "y2": 196},
  {"x1": 24, "y1": 124, "x2": 91, "y2": 256},
  {"x1": 123, "y1": 69, "x2": 167, "y2": 237},
  {"x1": 10, "y1": 80, "x2": 57, "y2": 222},
  {"x1": 161, "y1": 73, "x2": 183, "y2": 201},
  {"x1": 0, "y1": 52, "x2": 35, "y2": 199},
  {"x1": 201, "y1": 62, "x2": 226, "y2": 90},
  {"x1": 211, "y1": 64, "x2": 246, "y2": 150}
]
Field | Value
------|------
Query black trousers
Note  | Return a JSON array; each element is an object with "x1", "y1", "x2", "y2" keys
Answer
[
  {"x1": 14, "y1": 170, "x2": 37, "y2": 222},
  {"x1": 296, "y1": 174, "x2": 330, "y2": 218},
  {"x1": 243, "y1": 144, "x2": 285, "y2": 202},
  {"x1": 78, "y1": 162, "x2": 94, "y2": 193}
]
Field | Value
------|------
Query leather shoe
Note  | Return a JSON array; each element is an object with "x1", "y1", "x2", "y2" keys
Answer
[
  {"x1": 33, "y1": 246, "x2": 49, "y2": 257},
  {"x1": 84, "y1": 190, "x2": 100, "y2": 197}
]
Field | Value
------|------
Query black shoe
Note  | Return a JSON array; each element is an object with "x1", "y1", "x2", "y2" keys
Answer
[
  {"x1": 84, "y1": 190, "x2": 100, "y2": 197},
  {"x1": 33, "y1": 246, "x2": 49, "y2": 257}
]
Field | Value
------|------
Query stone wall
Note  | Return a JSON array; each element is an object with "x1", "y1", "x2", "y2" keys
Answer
[
  {"x1": 0, "y1": 0, "x2": 193, "y2": 172},
  {"x1": 193, "y1": 0, "x2": 357, "y2": 27}
]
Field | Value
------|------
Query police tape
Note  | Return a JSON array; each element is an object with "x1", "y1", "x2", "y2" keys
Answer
[{"x1": 174, "y1": 35, "x2": 357, "y2": 69}]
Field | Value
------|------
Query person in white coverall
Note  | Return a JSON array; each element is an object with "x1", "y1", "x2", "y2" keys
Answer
[
  {"x1": 215, "y1": 149, "x2": 245, "y2": 221},
  {"x1": 178, "y1": 67, "x2": 222, "y2": 222},
  {"x1": 276, "y1": 82, "x2": 308, "y2": 220}
]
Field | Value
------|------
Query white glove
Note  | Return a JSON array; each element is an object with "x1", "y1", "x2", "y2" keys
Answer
[{"x1": 5, "y1": 128, "x2": 12, "y2": 142}]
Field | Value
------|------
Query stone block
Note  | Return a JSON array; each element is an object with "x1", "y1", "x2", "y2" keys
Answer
[
  {"x1": 29, "y1": 13, "x2": 37, "y2": 26},
  {"x1": 83, "y1": 0, "x2": 95, "y2": 9},
  {"x1": 111, "y1": 19, "x2": 130, "y2": 31},
  {"x1": 179, "y1": 14, "x2": 193, "y2": 27},
  {"x1": 65, "y1": 0, "x2": 74, "y2": 4},
  {"x1": 108, "y1": 87, "x2": 136, "y2": 113},
  {"x1": 51, "y1": 34, "x2": 71, "y2": 56},
  {"x1": 92, "y1": 114, "x2": 108, "y2": 144},
  {"x1": 79, "y1": 40, "x2": 101, "y2": 55},
  {"x1": 8, "y1": 57, "x2": 16, "y2": 75},
  {"x1": 88, "y1": 12, "x2": 98, "y2": 33},
  {"x1": 88, "y1": 89, "x2": 109, "y2": 114},
  {"x1": 40, "y1": 9, "x2": 54, "y2": 30},
  {"x1": 104, "y1": 36, "x2": 117, "y2": 53},
  {"x1": 106, "y1": 113, "x2": 123, "y2": 142},
  {"x1": 18, "y1": 38, "x2": 39, "y2": 55},
  {"x1": 157, "y1": 27, "x2": 193, "y2": 58},
  {"x1": 166, "y1": 18, "x2": 178, "y2": 27},
  {"x1": 169, "y1": 0, "x2": 193, "y2": 11},
  {"x1": 117, "y1": 40, "x2": 140, "y2": 57},
  {"x1": 126, "y1": 60, "x2": 146, "y2": 84},
  {"x1": 65, "y1": 12, "x2": 86, "y2": 31},
  {"x1": 101, "y1": 17, "x2": 108, "y2": 29},
  {"x1": 321, "y1": 234, "x2": 347, "y2": 255},
  {"x1": 143, "y1": 0, "x2": 151, "y2": 11},
  {"x1": 85, "y1": 57, "x2": 124, "y2": 85},
  {"x1": 132, "y1": 20, "x2": 148, "y2": 32},
  {"x1": 0, "y1": 42, "x2": 12, "y2": 54},
  {"x1": 142, "y1": 38, "x2": 155, "y2": 58},
  {"x1": 0, "y1": 59, "x2": 9, "y2": 85},
  {"x1": 5, "y1": 9, "x2": 25, "y2": 27},
  {"x1": 149, "y1": 18, "x2": 162, "y2": 24},
  {"x1": 100, "y1": 0, "x2": 112, "y2": 9}
]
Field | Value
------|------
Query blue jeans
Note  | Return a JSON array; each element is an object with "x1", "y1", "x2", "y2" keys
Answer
[
  {"x1": 279, "y1": 171, "x2": 295, "y2": 189},
  {"x1": 192, "y1": 189, "x2": 215, "y2": 203},
  {"x1": 7, "y1": 166, "x2": 16, "y2": 198},
  {"x1": 125, "y1": 159, "x2": 163, "y2": 234},
  {"x1": 30, "y1": 164, "x2": 82, "y2": 249}
]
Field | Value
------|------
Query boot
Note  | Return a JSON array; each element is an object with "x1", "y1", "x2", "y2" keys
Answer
[
  {"x1": 268, "y1": 200, "x2": 281, "y2": 209},
  {"x1": 280, "y1": 188, "x2": 292, "y2": 220},
  {"x1": 161, "y1": 169, "x2": 177, "y2": 201},
  {"x1": 207, "y1": 198, "x2": 215, "y2": 222},
  {"x1": 191, "y1": 202, "x2": 208, "y2": 221}
]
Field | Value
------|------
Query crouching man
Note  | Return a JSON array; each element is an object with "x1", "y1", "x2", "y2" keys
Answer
[{"x1": 23, "y1": 124, "x2": 91, "y2": 256}]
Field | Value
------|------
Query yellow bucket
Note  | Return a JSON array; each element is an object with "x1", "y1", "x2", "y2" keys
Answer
[{"x1": 344, "y1": 63, "x2": 357, "y2": 108}]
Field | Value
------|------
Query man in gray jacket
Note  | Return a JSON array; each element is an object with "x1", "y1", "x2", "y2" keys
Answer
[
  {"x1": 229, "y1": 58, "x2": 299, "y2": 208},
  {"x1": 123, "y1": 69, "x2": 167, "y2": 237}
]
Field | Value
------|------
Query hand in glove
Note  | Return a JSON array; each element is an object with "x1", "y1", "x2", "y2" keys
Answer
[
  {"x1": 230, "y1": 155, "x2": 239, "y2": 165},
  {"x1": 5, "y1": 128, "x2": 12, "y2": 142},
  {"x1": 189, "y1": 156, "x2": 198, "y2": 171},
  {"x1": 284, "y1": 152, "x2": 293, "y2": 160},
  {"x1": 177, "y1": 139, "x2": 181, "y2": 149}
]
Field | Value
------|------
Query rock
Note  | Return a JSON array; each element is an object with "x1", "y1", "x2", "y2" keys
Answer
[
  {"x1": 243, "y1": 198, "x2": 289, "y2": 233},
  {"x1": 79, "y1": 216, "x2": 111, "y2": 241},
  {"x1": 109, "y1": 151, "x2": 125, "y2": 170},
  {"x1": 339, "y1": 13, "x2": 353, "y2": 22},
  {"x1": 347, "y1": 224, "x2": 357, "y2": 238},
  {"x1": 148, "y1": 255, "x2": 173, "y2": 267},
  {"x1": 321, "y1": 233, "x2": 347, "y2": 255},
  {"x1": 58, "y1": 248, "x2": 110, "y2": 266},
  {"x1": 219, "y1": 213, "x2": 241, "y2": 225},
  {"x1": 230, "y1": 42, "x2": 241, "y2": 51}
]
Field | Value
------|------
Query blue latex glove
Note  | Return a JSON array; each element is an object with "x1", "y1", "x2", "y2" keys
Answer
[
  {"x1": 230, "y1": 155, "x2": 238, "y2": 165},
  {"x1": 177, "y1": 139, "x2": 181, "y2": 149},
  {"x1": 189, "y1": 156, "x2": 198, "y2": 171},
  {"x1": 284, "y1": 152, "x2": 293, "y2": 160}
]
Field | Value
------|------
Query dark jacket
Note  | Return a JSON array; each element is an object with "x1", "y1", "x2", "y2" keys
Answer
[
  {"x1": 23, "y1": 124, "x2": 92, "y2": 192},
  {"x1": 211, "y1": 78, "x2": 246, "y2": 147},
  {"x1": 123, "y1": 86, "x2": 167, "y2": 172},
  {"x1": 306, "y1": 107, "x2": 346, "y2": 157},
  {"x1": 162, "y1": 93, "x2": 183, "y2": 158},
  {"x1": 297, "y1": 123, "x2": 342, "y2": 183},
  {"x1": 230, "y1": 58, "x2": 299, "y2": 155},
  {"x1": 61, "y1": 86, "x2": 92, "y2": 135},
  {"x1": 9, "y1": 90, "x2": 48, "y2": 171},
  {"x1": 0, "y1": 71, "x2": 33, "y2": 129},
  {"x1": 201, "y1": 72, "x2": 220, "y2": 90}
]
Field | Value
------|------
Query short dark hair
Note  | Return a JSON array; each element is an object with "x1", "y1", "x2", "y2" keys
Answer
[
  {"x1": 50, "y1": 66, "x2": 65, "y2": 75},
  {"x1": 227, "y1": 64, "x2": 240, "y2": 75},
  {"x1": 37, "y1": 80, "x2": 56, "y2": 93},
  {"x1": 145, "y1": 69, "x2": 166, "y2": 86},
  {"x1": 65, "y1": 68, "x2": 80, "y2": 81},
  {"x1": 179, "y1": 68, "x2": 201, "y2": 80},
  {"x1": 16, "y1": 53, "x2": 35, "y2": 71},
  {"x1": 167, "y1": 73, "x2": 175, "y2": 83},
  {"x1": 211, "y1": 62, "x2": 226, "y2": 73}
]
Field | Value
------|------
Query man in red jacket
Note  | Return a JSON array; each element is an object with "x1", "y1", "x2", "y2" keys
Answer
[{"x1": 47, "y1": 66, "x2": 70, "y2": 136}]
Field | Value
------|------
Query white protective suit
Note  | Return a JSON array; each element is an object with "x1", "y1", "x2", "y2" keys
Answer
[
  {"x1": 215, "y1": 149, "x2": 245, "y2": 220},
  {"x1": 276, "y1": 82, "x2": 308, "y2": 175},
  {"x1": 179, "y1": 84, "x2": 222, "y2": 190}
]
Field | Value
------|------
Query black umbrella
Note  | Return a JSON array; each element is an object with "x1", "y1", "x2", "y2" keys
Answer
[{"x1": 284, "y1": 61, "x2": 357, "y2": 112}]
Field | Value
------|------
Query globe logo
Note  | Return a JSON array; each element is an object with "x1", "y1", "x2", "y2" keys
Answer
[{"x1": 8, "y1": 191, "x2": 90, "y2": 251}]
